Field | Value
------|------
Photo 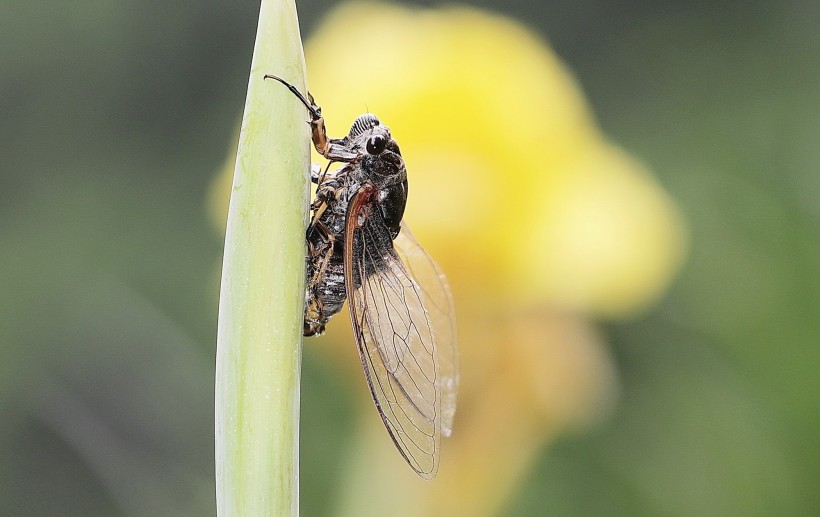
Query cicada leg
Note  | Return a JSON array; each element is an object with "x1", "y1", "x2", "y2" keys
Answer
[
  {"x1": 307, "y1": 220, "x2": 335, "y2": 288},
  {"x1": 264, "y1": 74, "x2": 358, "y2": 163},
  {"x1": 304, "y1": 218, "x2": 335, "y2": 336}
]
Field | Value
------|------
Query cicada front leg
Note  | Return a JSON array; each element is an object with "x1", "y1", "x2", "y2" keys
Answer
[{"x1": 264, "y1": 74, "x2": 358, "y2": 163}]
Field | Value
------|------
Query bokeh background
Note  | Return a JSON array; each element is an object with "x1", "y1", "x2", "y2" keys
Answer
[{"x1": 2, "y1": 1, "x2": 819, "y2": 516}]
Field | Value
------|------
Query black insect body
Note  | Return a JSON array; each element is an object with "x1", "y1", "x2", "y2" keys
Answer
[
  {"x1": 265, "y1": 75, "x2": 459, "y2": 479},
  {"x1": 302, "y1": 114, "x2": 407, "y2": 337}
]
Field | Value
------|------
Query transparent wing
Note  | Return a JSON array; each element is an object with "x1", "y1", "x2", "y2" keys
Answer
[
  {"x1": 394, "y1": 225, "x2": 459, "y2": 437},
  {"x1": 344, "y1": 187, "x2": 457, "y2": 479}
]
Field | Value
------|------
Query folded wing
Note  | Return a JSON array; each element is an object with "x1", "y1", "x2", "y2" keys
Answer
[{"x1": 344, "y1": 186, "x2": 458, "y2": 479}]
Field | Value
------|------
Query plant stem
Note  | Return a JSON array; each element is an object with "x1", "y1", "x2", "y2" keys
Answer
[{"x1": 215, "y1": 0, "x2": 308, "y2": 515}]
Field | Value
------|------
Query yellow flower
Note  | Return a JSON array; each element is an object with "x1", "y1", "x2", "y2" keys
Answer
[
  {"x1": 210, "y1": 2, "x2": 686, "y2": 515},
  {"x1": 304, "y1": 2, "x2": 686, "y2": 317}
]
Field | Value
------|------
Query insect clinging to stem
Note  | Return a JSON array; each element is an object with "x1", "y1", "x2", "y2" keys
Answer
[{"x1": 264, "y1": 73, "x2": 459, "y2": 479}]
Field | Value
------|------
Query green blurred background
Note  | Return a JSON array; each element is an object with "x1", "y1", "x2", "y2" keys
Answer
[{"x1": 2, "y1": 1, "x2": 818, "y2": 515}]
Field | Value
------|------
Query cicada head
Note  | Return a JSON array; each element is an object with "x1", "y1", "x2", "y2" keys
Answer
[{"x1": 347, "y1": 113, "x2": 406, "y2": 189}]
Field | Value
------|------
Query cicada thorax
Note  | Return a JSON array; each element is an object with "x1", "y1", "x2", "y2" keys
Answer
[{"x1": 303, "y1": 114, "x2": 408, "y2": 336}]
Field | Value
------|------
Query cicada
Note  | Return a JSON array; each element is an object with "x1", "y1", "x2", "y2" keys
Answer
[{"x1": 265, "y1": 74, "x2": 459, "y2": 479}]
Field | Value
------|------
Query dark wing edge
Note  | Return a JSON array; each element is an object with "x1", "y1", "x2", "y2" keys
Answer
[{"x1": 344, "y1": 186, "x2": 446, "y2": 479}]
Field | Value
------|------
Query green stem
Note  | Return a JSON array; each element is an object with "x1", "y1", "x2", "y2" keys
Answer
[{"x1": 215, "y1": 0, "x2": 308, "y2": 515}]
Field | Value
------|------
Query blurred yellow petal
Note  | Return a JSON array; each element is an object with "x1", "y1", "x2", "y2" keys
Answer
[{"x1": 518, "y1": 144, "x2": 687, "y2": 315}]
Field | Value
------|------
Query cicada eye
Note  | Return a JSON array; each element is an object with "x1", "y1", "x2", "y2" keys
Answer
[{"x1": 366, "y1": 134, "x2": 387, "y2": 155}]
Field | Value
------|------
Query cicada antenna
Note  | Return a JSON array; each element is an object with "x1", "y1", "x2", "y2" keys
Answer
[{"x1": 264, "y1": 74, "x2": 321, "y2": 121}]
